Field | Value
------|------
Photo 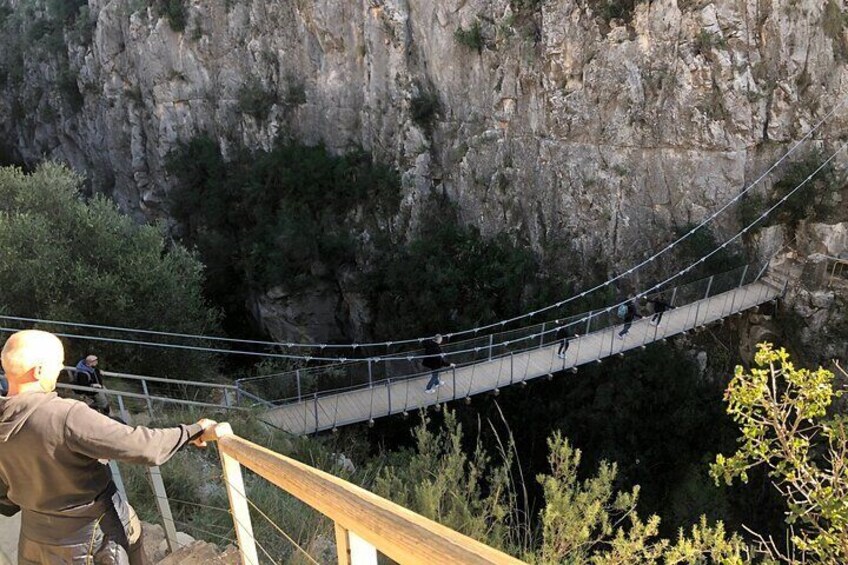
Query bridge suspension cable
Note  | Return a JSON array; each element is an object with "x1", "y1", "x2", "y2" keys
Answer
[{"x1": 2, "y1": 116, "x2": 844, "y2": 362}]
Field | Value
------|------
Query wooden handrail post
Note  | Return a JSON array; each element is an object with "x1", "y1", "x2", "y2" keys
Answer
[
  {"x1": 335, "y1": 523, "x2": 352, "y2": 564},
  {"x1": 215, "y1": 423, "x2": 260, "y2": 565},
  {"x1": 335, "y1": 524, "x2": 378, "y2": 565}
]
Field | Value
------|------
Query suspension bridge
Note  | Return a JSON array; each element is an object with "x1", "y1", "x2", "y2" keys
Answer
[{"x1": 257, "y1": 258, "x2": 794, "y2": 435}]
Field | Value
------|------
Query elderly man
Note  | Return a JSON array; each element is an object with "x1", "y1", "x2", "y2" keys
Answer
[
  {"x1": 75, "y1": 353, "x2": 111, "y2": 415},
  {"x1": 0, "y1": 330, "x2": 217, "y2": 564}
]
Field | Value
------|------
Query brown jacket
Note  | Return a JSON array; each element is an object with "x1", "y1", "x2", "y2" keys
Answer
[{"x1": 0, "y1": 391, "x2": 201, "y2": 542}]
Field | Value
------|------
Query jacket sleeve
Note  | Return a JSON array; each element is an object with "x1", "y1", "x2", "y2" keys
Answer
[
  {"x1": 0, "y1": 477, "x2": 19, "y2": 516},
  {"x1": 64, "y1": 403, "x2": 204, "y2": 466}
]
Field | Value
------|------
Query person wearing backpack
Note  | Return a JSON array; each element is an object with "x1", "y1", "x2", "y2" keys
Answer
[{"x1": 617, "y1": 299, "x2": 639, "y2": 339}]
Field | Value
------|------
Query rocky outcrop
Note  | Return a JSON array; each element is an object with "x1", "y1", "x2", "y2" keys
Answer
[{"x1": 1, "y1": 0, "x2": 847, "y2": 340}]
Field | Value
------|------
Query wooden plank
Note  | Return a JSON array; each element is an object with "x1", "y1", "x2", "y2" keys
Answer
[{"x1": 215, "y1": 430, "x2": 525, "y2": 565}]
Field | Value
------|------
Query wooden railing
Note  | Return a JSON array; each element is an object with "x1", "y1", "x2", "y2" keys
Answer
[{"x1": 212, "y1": 423, "x2": 525, "y2": 565}]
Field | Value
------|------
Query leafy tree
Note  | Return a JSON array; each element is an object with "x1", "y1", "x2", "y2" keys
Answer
[
  {"x1": 532, "y1": 433, "x2": 748, "y2": 564},
  {"x1": 372, "y1": 409, "x2": 523, "y2": 553},
  {"x1": 0, "y1": 163, "x2": 220, "y2": 381},
  {"x1": 712, "y1": 343, "x2": 848, "y2": 563}
]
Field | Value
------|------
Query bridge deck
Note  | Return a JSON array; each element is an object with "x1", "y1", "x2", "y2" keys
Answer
[{"x1": 265, "y1": 280, "x2": 779, "y2": 435}]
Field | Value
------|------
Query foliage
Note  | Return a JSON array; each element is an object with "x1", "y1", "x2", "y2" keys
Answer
[
  {"x1": 410, "y1": 91, "x2": 440, "y2": 132},
  {"x1": 373, "y1": 409, "x2": 523, "y2": 552},
  {"x1": 532, "y1": 433, "x2": 748, "y2": 563},
  {"x1": 368, "y1": 200, "x2": 537, "y2": 338},
  {"x1": 588, "y1": 0, "x2": 644, "y2": 25},
  {"x1": 665, "y1": 223, "x2": 745, "y2": 283},
  {"x1": 167, "y1": 137, "x2": 401, "y2": 323},
  {"x1": 823, "y1": 0, "x2": 848, "y2": 62},
  {"x1": 454, "y1": 21, "x2": 484, "y2": 52},
  {"x1": 154, "y1": 0, "x2": 188, "y2": 32},
  {"x1": 712, "y1": 343, "x2": 848, "y2": 563},
  {"x1": 0, "y1": 163, "x2": 220, "y2": 380},
  {"x1": 237, "y1": 80, "x2": 278, "y2": 121}
]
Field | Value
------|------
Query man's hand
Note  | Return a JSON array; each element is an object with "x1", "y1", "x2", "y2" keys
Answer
[
  {"x1": 450, "y1": 363, "x2": 456, "y2": 368},
  {"x1": 92, "y1": 384, "x2": 103, "y2": 389},
  {"x1": 191, "y1": 418, "x2": 218, "y2": 447}
]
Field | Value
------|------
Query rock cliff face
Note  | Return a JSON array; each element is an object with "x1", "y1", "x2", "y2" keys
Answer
[{"x1": 1, "y1": 0, "x2": 846, "y2": 340}]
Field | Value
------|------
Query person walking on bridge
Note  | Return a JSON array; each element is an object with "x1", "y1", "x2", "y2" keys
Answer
[
  {"x1": 648, "y1": 296, "x2": 672, "y2": 326},
  {"x1": 0, "y1": 329, "x2": 217, "y2": 565},
  {"x1": 423, "y1": 334, "x2": 454, "y2": 393},
  {"x1": 617, "y1": 298, "x2": 640, "y2": 339},
  {"x1": 555, "y1": 320, "x2": 579, "y2": 360}
]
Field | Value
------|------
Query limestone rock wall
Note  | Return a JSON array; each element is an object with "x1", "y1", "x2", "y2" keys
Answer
[{"x1": 1, "y1": 0, "x2": 847, "y2": 340}]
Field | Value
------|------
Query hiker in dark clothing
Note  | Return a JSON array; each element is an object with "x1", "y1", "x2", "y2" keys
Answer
[
  {"x1": 649, "y1": 297, "x2": 672, "y2": 326},
  {"x1": 617, "y1": 299, "x2": 640, "y2": 339},
  {"x1": 423, "y1": 334, "x2": 454, "y2": 393},
  {"x1": 0, "y1": 330, "x2": 217, "y2": 565},
  {"x1": 75, "y1": 353, "x2": 110, "y2": 416},
  {"x1": 554, "y1": 320, "x2": 579, "y2": 359}
]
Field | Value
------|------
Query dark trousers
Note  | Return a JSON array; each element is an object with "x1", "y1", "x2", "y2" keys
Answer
[
  {"x1": 651, "y1": 311, "x2": 665, "y2": 324},
  {"x1": 558, "y1": 339, "x2": 570, "y2": 355},
  {"x1": 425, "y1": 370, "x2": 442, "y2": 390},
  {"x1": 18, "y1": 490, "x2": 148, "y2": 565},
  {"x1": 619, "y1": 318, "x2": 633, "y2": 336}
]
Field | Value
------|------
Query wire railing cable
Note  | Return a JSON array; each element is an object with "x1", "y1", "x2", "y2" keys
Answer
[{"x1": 0, "y1": 97, "x2": 843, "y2": 354}]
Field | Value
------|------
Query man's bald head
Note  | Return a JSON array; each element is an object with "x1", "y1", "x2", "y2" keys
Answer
[{"x1": 1, "y1": 330, "x2": 65, "y2": 393}]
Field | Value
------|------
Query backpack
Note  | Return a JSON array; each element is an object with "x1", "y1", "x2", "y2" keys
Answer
[{"x1": 617, "y1": 304, "x2": 628, "y2": 319}]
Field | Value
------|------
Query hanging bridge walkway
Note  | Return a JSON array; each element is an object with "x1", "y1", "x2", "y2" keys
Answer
[{"x1": 250, "y1": 258, "x2": 794, "y2": 435}]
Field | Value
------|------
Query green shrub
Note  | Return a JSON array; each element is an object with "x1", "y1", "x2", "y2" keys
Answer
[
  {"x1": 167, "y1": 138, "x2": 401, "y2": 324},
  {"x1": 368, "y1": 199, "x2": 537, "y2": 338},
  {"x1": 454, "y1": 21, "x2": 484, "y2": 52},
  {"x1": 588, "y1": 0, "x2": 644, "y2": 25},
  {"x1": 410, "y1": 91, "x2": 440, "y2": 132},
  {"x1": 237, "y1": 80, "x2": 277, "y2": 121},
  {"x1": 0, "y1": 163, "x2": 221, "y2": 380},
  {"x1": 155, "y1": 0, "x2": 187, "y2": 32},
  {"x1": 58, "y1": 66, "x2": 84, "y2": 111}
]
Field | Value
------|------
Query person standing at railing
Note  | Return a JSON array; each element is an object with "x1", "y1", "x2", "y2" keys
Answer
[
  {"x1": 423, "y1": 334, "x2": 455, "y2": 394},
  {"x1": 75, "y1": 353, "x2": 111, "y2": 416},
  {"x1": 0, "y1": 329, "x2": 218, "y2": 565}
]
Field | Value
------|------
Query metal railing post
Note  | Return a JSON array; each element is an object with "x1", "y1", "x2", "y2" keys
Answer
[
  {"x1": 738, "y1": 264, "x2": 749, "y2": 288},
  {"x1": 109, "y1": 460, "x2": 128, "y2": 501},
  {"x1": 704, "y1": 275, "x2": 714, "y2": 299},
  {"x1": 487, "y1": 334, "x2": 494, "y2": 361},
  {"x1": 669, "y1": 287, "x2": 678, "y2": 307},
  {"x1": 235, "y1": 380, "x2": 243, "y2": 407},
  {"x1": 296, "y1": 370, "x2": 302, "y2": 403},
  {"x1": 539, "y1": 322, "x2": 546, "y2": 349},
  {"x1": 313, "y1": 392, "x2": 319, "y2": 433},
  {"x1": 509, "y1": 353, "x2": 514, "y2": 385},
  {"x1": 148, "y1": 465, "x2": 179, "y2": 553},
  {"x1": 367, "y1": 360, "x2": 373, "y2": 388},
  {"x1": 140, "y1": 379, "x2": 154, "y2": 420},
  {"x1": 585, "y1": 311, "x2": 592, "y2": 334},
  {"x1": 216, "y1": 424, "x2": 260, "y2": 565},
  {"x1": 386, "y1": 379, "x2": 392, "y2": 414}
]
